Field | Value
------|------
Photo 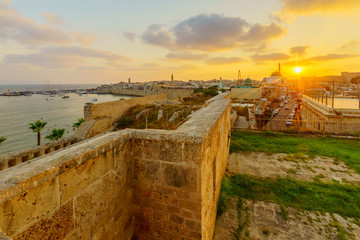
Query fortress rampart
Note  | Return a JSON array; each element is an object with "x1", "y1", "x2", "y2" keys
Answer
[
  {"x1": 98, "y1": 85, "x2": 194, "y2": 101},
  {"x1": 0, "y1": 136, "x2": 78, "y2": 171},
  {"x1": 81, "y1": 94, "x2": 167, "y2": 138},
  {"x1": 0, "y1": 93, "x2": 231, "y2": 240}
]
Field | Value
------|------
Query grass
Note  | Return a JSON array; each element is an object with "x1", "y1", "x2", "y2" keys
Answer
[
  {"x1": 230, "y1": 130, "x2": 360, "y2": 174},
  {"x1": 229, "y1": 174, "x2": 360, "y2": 220}
]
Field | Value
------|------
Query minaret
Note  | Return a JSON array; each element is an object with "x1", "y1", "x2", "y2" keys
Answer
[
  {"x1": 278, "y1": 62, "x2": 281, "y2": 74},
  {"x1": 171, "y1": 74, "x2": 173, "y2": 83},
  {"x1": 128, "y1": 78, "x2": 131, "y2": 84}
]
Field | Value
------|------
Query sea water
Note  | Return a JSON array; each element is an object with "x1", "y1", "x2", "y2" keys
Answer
[{"x1": 0, "y1": 85, "x2": 133, "y2": 156}]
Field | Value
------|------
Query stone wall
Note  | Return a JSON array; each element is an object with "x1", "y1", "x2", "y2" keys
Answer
[
  {"x1": 0, "y1": 136, "x2": 78, "y2": 171},
  {"x1": 0, "y1": 93, "x2": 231, "y2": 240},
  {"x1": 153, "y1": 86, "x2": 194, "y2": 100},
  {"x1": 301, "y1": 96, "x2": 360, "y2": 134},
  {"x1": 0, "y1": 131, "x2": 133, "y2": 240},
  {"x1": 98, "y1": 85, "x2": 194, "y2": 100},
  {"x1": 82, "y1": 94, "x2": 167, "y2": 138}
]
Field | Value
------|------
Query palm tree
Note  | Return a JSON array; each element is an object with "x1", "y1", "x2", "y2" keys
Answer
[
  {"x1": 45, "y1": 128, "x2": 65, "y2": 141},
  {"x1": 0, "y1": 137, "x2": 6, "y2": 145},
  {"x1": 29, "y1": 120, "x2": 47, "y2": 146},
  {"x1": 72, "y1": 118, "x2": 84, "y2": 128}
]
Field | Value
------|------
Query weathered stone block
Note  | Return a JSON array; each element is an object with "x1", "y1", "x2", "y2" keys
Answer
[
  {"x1": 13, "y1": 200, "x2": 74, "y2": 240},
  {"x1": 60, "y1": 150, "x2": 114, "y2": 204},
  {"x1": 0, "y1": 177, "x2": 60, "y2": 236},
  {"x1": 134, "y1": 158, "x2": 161, "y2": 183},
  {"x1": 162, "y1": 163, "x2": 198, "y2": 191},
  {"x1": 142, "y1": 140, "x2": 183, "y2": 163}
]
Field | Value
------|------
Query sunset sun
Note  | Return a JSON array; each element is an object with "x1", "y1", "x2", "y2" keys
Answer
[{"x1": 294, "y1": 66, "x2": 303, "y2": 74}]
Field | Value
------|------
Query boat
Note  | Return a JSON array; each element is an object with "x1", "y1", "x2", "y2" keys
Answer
[
  {"x1": 46, "y1": 98, "x2": 53, "y2": 101},
  {"x1": 62, "y1": 95, "x2": 70, "y2": 99},
  {"x1": 91, "y1": 97, "x2": 97, "y2": 102}
]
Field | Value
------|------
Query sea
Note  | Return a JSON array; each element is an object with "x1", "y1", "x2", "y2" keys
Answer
[{"x1": 0, "y1": 84, "x2": 133, "y2": 156}]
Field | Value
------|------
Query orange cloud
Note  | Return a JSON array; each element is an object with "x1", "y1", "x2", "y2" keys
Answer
[
  {"x1": 2, "y1": 46, "x2": 132, "y2": 69},
  {"x1": 251, "y1": 53, "x2": 290, "y2": 64},
  {"x1": 290, "y1": 46, "x2": 310, "y2": 56},
  {"x1": 205, "y1": 57, "x2": 245, "y2": 65},
  {"x1": 166, "y1": 52, "x2": 208, "y2": 61},
  {"x1": 280, "y1": 0, "x2": 360, "y2": 14}
]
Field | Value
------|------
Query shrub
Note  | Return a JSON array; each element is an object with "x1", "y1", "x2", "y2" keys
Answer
[{"x1": 116, "y1": 116, "x2": 134, "y2": 129}]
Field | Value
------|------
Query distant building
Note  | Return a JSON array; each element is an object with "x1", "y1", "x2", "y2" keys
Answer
[
  {"x1": 231, "y1": 77, "x2": 261, "y2": 99},
  {"x1": 341, "y1": 72, "x2": 360, "y2": 82}
]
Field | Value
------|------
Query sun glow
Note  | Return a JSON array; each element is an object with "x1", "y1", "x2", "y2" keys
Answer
[{"x1": 294, "y1": 66, "x2": 303, "y2": 74}]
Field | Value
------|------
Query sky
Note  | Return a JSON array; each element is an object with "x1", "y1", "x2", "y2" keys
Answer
[{"x1": 1, "y1": 0, "x2": 360, "y2": 84}]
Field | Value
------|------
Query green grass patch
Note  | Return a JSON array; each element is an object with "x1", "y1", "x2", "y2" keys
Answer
[
  {"x1": 230, "y1": 130, "x2": 360, "y2": 173},
  {"x1": 229, "y1": 174, "x2": 360, "y2": 220},
  {"x1": 216, "y1": 175, "x2": 232, "y2": 217}
]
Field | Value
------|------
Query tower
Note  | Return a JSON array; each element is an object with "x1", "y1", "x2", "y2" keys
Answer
[
  {"x1": 171, "y1": 74, "x2": 173, "y2": 82},
  {"x1": 128, "y1": 78, "x2": 131, "y2": 84},
  {"x1": 278, "y1": 62, "x2": 281, "y2": 74}
]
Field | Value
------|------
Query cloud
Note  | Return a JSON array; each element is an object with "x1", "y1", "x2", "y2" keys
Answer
[
  {"x1": 0, "y1": 1, "x2": 94, "y2": 46},
  {"x1": 339, "y1": 40, "x2": 360, "y2": 50},
  {"x1": 280, "y1": 0, "x2": 360, "y2": 14},
  {"x1": 205, "y1": 57, "x2": 244, "y2": 65},
  {"x1": 71, "y1": 32, "x2": 95, "y2": 45},
  {"x1": 284, "y1": 53, "x2": 359, "y2": 66},
  {"x1": 2, "y1": 46, "x2": 132, "y2": 69},
  {"x1": 141, "y1": 13, "x2": 287, "y2": 52},
  {"x1": 290, "y1": 46, "x2": 310, "y2": 56},
  {"x1": 41, "y1": 12, "x2": 64, "y2": 24},
  {"x1": 143, "y1": 63, "x2": 159, "y2": 68},
  {"x1": 122, "y1": 31, "x2": 137, "y2": 41},
  {"x1": 141, "y1": 24, "x2": 174, "y2": 48},
  {"x1": 3, "y1": 53, "x2": 83, "y2": 68},
  {"x1": 309, "y1": 53, "x2": 359, "y2": 61},
  {"x1": 166, "y1": 52, "x2": 208, "y2": 60},
  {"x1": 251, "y1": 53, "x2": 290, "y2": 63}
]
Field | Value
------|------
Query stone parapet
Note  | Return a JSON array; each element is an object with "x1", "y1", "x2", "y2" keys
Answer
[
  {"x1": 0, "y1": 93, "x2": 231, "y2": 239},
  {"x1": 0, "y1": 136, "x2": 78, "y2": 171}
]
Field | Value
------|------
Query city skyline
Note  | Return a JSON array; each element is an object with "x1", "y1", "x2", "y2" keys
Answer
[{"x1": 1, "y1": 0, "x2": 360, "y2": 84}]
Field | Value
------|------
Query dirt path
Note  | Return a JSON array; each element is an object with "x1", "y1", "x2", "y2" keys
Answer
[{"x1": 228, "y1": 152, "x2": 360, "y2": 185}]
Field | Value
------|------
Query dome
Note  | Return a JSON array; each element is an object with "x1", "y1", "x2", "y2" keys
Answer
[
  {"x1": 271, "y1": 71, "x2": 282, "y2": 77},
  {"x1": 243, "y1": 78, "x2": 252, "y2": 87},
  {"x1": 244, "y1": 78, "x2": 252, "y2": 84}
]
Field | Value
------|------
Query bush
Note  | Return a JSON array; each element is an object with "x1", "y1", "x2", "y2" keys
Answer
[
  {"x1": 203, "y1": 88, "x2": 218, "y2": 97},
  {"x1": 116, "y1": 116, "x2": 134, "y2": 129}
]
